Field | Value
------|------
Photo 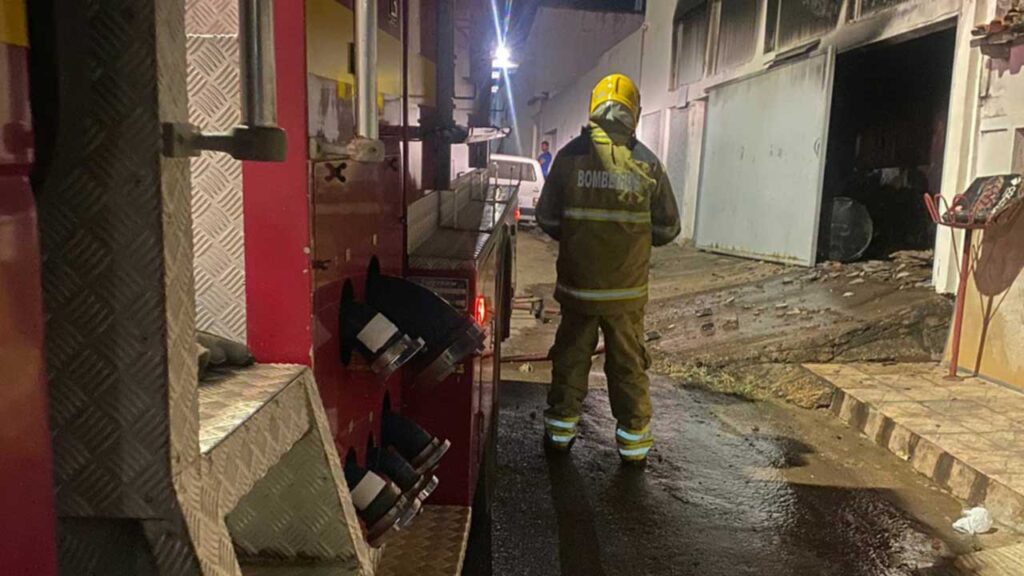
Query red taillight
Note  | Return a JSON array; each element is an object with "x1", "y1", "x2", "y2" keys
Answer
[
  {"x1": 514, "y1": 207, "x2": 521, "y2": 222},
  {"x1": 474, "y1": 295, "x2": 487, "y2": 325}
]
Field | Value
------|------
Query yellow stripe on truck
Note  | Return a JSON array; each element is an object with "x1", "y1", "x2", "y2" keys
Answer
[{"x1": 0, "y1": 0, "x2": 28, "y2": 47}]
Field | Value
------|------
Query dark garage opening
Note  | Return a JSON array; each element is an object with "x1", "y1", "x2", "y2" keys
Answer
[{"x1": 820, "y1": 26, "x2": 958, "y2": 262}]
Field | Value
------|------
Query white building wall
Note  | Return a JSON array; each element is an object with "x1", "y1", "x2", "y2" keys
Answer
[
  {"x1": 535, "y1": 30, "x2": 645, "y2": 154},
  {"x1": 528, "y1": 0, "x2": 986, "y2": 260},
  {"x1": 943, "y1": 1, "x2": 1024, "y2": 386},
  {"x1": 511, "y1": 7, "x2": 644, "y2": 157}
]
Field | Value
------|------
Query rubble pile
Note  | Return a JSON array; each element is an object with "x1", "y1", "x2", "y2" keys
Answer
[{"x1": 808, "y1": 250, "x2": 934, "y2": 290}]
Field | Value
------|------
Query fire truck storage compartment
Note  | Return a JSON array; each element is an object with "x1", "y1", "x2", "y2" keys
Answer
[
  {"x1": 403, "y1": 170, "x2": 516, "y2": 506},
  {"x1": 311, "y1": 152, "x2": 406, "y2": 467}
]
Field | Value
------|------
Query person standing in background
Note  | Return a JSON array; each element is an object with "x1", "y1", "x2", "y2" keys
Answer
[{"x1": 537, "y1": 140, "x2": 552, "y2": 177}]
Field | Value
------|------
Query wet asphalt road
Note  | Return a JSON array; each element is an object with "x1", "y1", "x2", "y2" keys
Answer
[{"x1": 470, "y1": 379, "x2": 956, "y2": 576}]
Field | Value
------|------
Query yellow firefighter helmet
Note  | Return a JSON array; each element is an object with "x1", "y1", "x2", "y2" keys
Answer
[{"x1": 590, "y1": 73, "x2": 641, "y2": 121}]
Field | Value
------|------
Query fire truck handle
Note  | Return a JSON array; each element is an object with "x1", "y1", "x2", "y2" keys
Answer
[{"x1": 162, "y1": 0, "x2": 287, "y2": 162}]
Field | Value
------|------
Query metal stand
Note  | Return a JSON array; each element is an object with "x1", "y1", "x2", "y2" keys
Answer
[
  {"x1": 924, "y1": 178, "x2": 1022, "y2": 379},
  {"x1": 926, "y1": 193, "x2": 983, "y2": 380}
]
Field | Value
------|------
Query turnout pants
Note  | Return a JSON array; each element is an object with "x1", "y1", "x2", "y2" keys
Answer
[{"x1": 545, "y1": 308, "x2": 652, "y2": 432}]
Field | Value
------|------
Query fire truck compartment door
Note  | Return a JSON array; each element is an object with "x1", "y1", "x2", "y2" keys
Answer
[{"x1": 695, "y1": 48, "x2": 835, "y2": 267}]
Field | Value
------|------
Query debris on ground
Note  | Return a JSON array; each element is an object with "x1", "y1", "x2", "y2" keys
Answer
[
  {"x1": 953, "y1": 508, "x2": 994, "y2": 535},
  {"x1": 664, "y1": 363, "x2": 762, "y2": 400},
  {"x1": 696, "y1": 307, "x2": 714, "y2": 318},
  {"x1": 819, "y1": 250, "x2": 934, "y2": 290},
  {"x1": 660, "y1": 362, "x2": 834, "y2": 408}
]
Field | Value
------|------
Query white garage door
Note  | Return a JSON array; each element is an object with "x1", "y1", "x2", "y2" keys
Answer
[{"x1": 695, "y1": 49, "x2": 835, "y2": 266}]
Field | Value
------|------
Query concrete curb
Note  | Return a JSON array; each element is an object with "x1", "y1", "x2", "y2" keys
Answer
[{"x1": 824, "y1": 382, "x2": 1024, "y2": 531}]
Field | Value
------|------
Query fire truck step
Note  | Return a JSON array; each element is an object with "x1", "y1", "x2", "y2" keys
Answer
[
  {"x1": 377, "y1": 505, "x2": 472, "y2": 576},
  {"x1": 198, "y1": 364, "x2": 304, "y2": 454}
]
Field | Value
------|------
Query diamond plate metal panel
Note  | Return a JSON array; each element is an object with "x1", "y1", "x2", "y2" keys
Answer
[
  {"x1": 186, "y1": 0, "x2": 239, "y2": 35},
  {"x1": 40, "y1": 0, "x2": 181, "y2": 520},
  {"x1": 198, "y1": 364, "x2": 298, "y2": 453},
  {"x1": 241, "y1": 565, "x2": 366, "y2": 575},
  {"x1": 42, "y1": 0, "x2": 203, "y2": 573},
  {"x1": 228, "y1": 431, "x2": 362, "y2": 567},
  {"x1": 187, "y1": 34, "x2": 247, "y2": 342},
  {"x1": 58, "y1": 519, "x2": 163, "y2": 574},
  {"x1": 169, "y1": 367, "x2": 311, "y2": 576},
  {"x1": 41, "y1": 2, "x2": 374, "y2": 573},
  {"x1": 303, "y1": 370, "x2": 378, "y2": 574},
  {"x1": 161, "y1": 0, "x2": 203, "y2": 485},
  {"x1": 201, "y1": 372, "x2": 310, "y2": 505},
  {"x1": 180, "y1": 365, "x2": 374, "y2": 575},
  {"x1": 376, "y1": 506, "x2": 472, "y2": 576},
  {"x1": 220, "y1": 367, "x2": 370, "y2": 570}
]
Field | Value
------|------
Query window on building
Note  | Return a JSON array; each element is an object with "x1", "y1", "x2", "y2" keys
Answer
[
  {"x1": 672, "y1": 1, "x2": 710, "y2": 89},
  {"x1": 1013, "y1": 129, "x2": 1024, "y2": 174},
  {"x1": 764, "y1": 0, "x2": 780, "y2": 52},
  {"x1": 420, "y1": 0, "x2": 437, "y2": 59},
  {"x1": 716, "y1": 0, "x2": 758, "y2": 71},
  {"x1": 776, "y1": 0, "x2": 843, "y2": 51},
  {"x1": 493, "y1": 160, "x2": 537, "y2": 182},
  {"x1": 640, "y1": 111, "x2": 664, "y2": 156},
  {"x1": 858, "y1": 0, "x2": 912, "y2": 18}
]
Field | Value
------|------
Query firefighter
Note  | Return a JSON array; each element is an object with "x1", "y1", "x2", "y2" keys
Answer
[{"x1": 536, "y1": 73, "x2": 681, "y2": 465}]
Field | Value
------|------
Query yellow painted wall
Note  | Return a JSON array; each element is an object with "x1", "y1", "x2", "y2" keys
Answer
[
  {"x1": 0, "y1": 0, "x2": 28, "y2": 47},
  {"x1": 949, "y1": 39, "x2": 1024, "y2": 389},
  {"x1": 305, "y1": 0, "x2": 434, "y2": 106},
  {"x1": 951, "y1": 213, "x2": 1024, "y2": 387}
]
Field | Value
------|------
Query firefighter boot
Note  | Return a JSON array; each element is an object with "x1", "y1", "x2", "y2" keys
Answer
[
  {"x1": 382, "y1": 411, "x2": 451, "y2": 475},
  {"x1": 543, "y1": 415, "x2": 579, "y2": 453},
  {"x1": 343, "y1": 461, "x2": 415, "y2": 547},
  {"x1": 545, "y1": 310, "x2": 600, "y2": 454},
  {"x1": 615, "y1": 426, "x2": 653, "y2": 465}
]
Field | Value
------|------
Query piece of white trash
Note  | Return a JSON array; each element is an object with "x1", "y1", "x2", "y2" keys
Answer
[{"x1": 953, "y1": 507, "x2": 993, "y2": 535}]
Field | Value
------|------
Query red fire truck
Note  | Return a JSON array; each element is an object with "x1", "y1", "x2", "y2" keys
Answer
[{"x1": 1, "y1": 0, "x2": 513, "y2": 573}]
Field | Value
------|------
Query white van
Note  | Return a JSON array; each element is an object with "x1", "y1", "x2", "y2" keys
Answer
[{"x1": 490, "y1": 154, "x2": 545, "y2": 224}]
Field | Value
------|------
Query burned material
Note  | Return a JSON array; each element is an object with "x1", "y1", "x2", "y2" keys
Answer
[{"x1": 820, "y1": 27, "x2": 957, "y2": 262}]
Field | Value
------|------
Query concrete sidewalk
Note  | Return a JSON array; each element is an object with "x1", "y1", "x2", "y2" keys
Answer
[
  {"x1": 947, "y1": 543, "x2": 1024, "y2": 575},
  {"x1": 806, "y1": 363, "x2": 1024, "y2": 531}
]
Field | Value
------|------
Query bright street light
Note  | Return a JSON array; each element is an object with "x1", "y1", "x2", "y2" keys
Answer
[{"x1": 492, "y1": 45, "x2": 517, "y2": 70}]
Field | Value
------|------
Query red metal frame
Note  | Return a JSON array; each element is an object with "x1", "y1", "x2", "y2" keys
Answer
[
  {"x1": 2, "y1": 0, "x2": 504, "y2": 567},
  {"x1": 243, "y1": 1, "x2": 507, "y2": 506},
  {"x1": 242, "y1": 0, "x2": 313, "y2": 366},
  {"x1": 0, "y1": 39, "x2": 59, "y2": 576},
  {"x1": 310, "y1": 153, "x2": 406, "y2": 462},
  {"x1": 401, "y1": 265, "x2": 500, "y2": 505},
  {"x1": 924, "y1": 191, "x2": 1019, "y2": 379}
]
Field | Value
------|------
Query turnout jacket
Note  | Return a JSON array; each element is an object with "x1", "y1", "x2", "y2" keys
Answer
[{"x1": 536, "y1": 124, "x2": 681, "y2": 315}]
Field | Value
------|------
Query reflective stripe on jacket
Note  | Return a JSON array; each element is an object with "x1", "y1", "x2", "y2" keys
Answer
[{"x1": 537, "y1": 125, "x2": 681, "y2": 315}]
